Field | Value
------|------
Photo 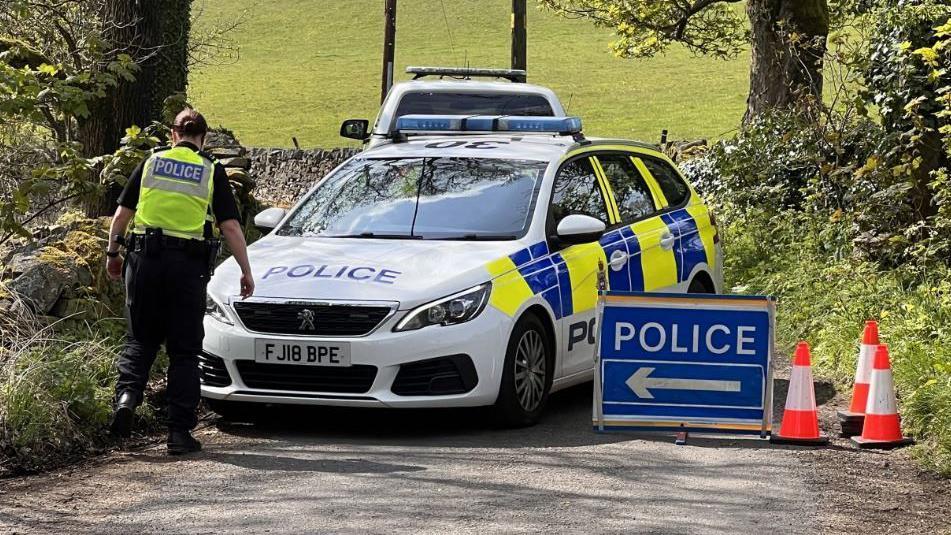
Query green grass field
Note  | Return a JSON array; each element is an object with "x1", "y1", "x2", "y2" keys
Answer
[{"x1": 189, "y1": 0, "x2": 751, "y2": 148}]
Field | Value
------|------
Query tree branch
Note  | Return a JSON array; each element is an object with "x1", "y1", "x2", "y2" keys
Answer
[{"x1": 0, "y1": 192, "x2": 82, "y2": 247}]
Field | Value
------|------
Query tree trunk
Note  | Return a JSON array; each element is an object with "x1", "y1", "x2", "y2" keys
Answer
[
  {"x1": 744, "y1": 0, "x2": 830, "y2": 123},
  {"x1": 138, "y1": 0, "x2": 192, "y2": 124},
  {"x1": 78, "y1": 0, "x2": 192, "y2": 217}
]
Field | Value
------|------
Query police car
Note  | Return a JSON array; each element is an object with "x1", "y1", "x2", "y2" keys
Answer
[
  {"x1": 340, "y1": 66, "x2": 566, "y2": 148},
  {"x1": 201, "y1": 115, "x2": 722, "y2": 426}
]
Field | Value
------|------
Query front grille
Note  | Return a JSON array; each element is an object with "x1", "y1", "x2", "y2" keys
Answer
[
  {"x1": 232, "y1": 301, "x2": 392, "y2": 336},
  {"x1": 235, "y1": 360, "x2": 377, "y2": 394},
  {"x1": 392, "y1": 355, "x2": 478, "y2": 396},
  {"x1": 198, "y1": 352, "x2": 232, "y2": 387}
]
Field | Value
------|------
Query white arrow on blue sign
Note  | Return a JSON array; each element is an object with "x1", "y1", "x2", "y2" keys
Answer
[{"x1": 625, "y1": 367, "x2": 741, "y2": 399}]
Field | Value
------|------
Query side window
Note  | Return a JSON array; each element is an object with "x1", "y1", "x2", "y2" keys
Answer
[
  {"x1": 550, "y1": 158, "x2": 610, "y2": 227},
  {"x1": 597, "y1": 154, "x2": 656, "y2": 223},
  {"x1": 641, "y1": 157, "x2": 690, "y2": 207}
]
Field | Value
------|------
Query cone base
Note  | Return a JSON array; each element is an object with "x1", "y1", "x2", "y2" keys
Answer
[
  {"x1": 851, "y1": 435, "x2": 914, "y2": 450},
  {"x1": 770, "y1": 434, "x2": 829, "y2": 446},
  {"x1": 836, "y1": 411, "x2": 865, "y2": 438}
]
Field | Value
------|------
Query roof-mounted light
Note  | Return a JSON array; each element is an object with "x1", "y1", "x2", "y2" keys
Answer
[
  {"x1": 394, "y1": 115, "x2": 583, "y2": 135},
  {"x1": 406, "y1": 66, "x2": 527, "y2": 83}
]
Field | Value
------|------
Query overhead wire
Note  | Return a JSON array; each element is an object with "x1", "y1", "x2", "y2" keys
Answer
[{"x1": 439, "y1": 0, "x2": 458, "y2": 63}]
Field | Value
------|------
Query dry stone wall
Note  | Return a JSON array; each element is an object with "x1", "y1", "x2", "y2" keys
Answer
[{"x1": 248, "y1": 148, "x2": 360, "y2": 208}]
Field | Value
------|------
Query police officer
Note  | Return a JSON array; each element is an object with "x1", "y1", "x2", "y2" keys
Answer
[{"x1": 105, "y1": 108, "x2": 254, "y2": 455}]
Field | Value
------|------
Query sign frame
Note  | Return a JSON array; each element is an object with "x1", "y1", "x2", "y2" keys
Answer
[{"x1": 593, "y1": 291, "x2": 776, "y2": 438}]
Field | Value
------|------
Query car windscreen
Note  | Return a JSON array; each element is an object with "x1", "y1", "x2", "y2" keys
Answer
[
  {"x1": 393, "y1": 93, "x2": 554, "y2": 123},
  {"x1": 277, "y1": 157, "x2": 547, "y2": 240}
]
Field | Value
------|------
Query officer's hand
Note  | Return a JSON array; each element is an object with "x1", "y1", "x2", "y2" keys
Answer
[
  {"x1": 106, "y1": 256, "x2": 123, "y2": 281},
  {"x1": 239, "y1": 273, "x2": 254, "y2": 299}
]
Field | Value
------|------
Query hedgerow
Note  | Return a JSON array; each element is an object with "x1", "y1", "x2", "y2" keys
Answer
[
  {"x1": 0, "y1": 289, "x2": 166, "y2": 474},
  {"x1": 718, "y1": 210, "x2": 951, "y2": 475},
  {"x1": 680, "y1": 3, "x2": 951, "y2": 475}
]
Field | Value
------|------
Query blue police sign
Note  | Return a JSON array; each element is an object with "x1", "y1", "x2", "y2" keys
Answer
[{"x1": 594, "y1": 292, "x2": 775, "y2": 436}]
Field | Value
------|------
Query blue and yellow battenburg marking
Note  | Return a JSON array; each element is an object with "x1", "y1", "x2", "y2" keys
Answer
[
  {"x1": 487, "y1": 204, "x2": 716, "y2": 319},
  {"x1": 486, "y1": 208, "x2": 716, "y2": 318},
  {"x1": 487, "y1": 240, "x2": 599, "y2": 320}
]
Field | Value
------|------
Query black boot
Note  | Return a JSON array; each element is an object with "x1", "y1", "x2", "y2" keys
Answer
[
  {"x1": 109, "y1": 391, "x2": 137, "y2": 438},
  {"x1": 167, "y1": 429, "x2": 202, "y2": 455}
]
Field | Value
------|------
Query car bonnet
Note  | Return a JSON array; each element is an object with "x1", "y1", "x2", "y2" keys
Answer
[{"x1": 209, "y1": 235, "x2": 532, "y2": 310}]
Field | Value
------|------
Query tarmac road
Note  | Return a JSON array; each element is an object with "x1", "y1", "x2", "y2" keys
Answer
[{"x1": 0, "y1": 385, "x2": 819, "y2": 534}]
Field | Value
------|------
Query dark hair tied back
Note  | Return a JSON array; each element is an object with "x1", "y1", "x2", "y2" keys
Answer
[{"x1": 172, "y1": 108, "x2": 208, "y2": 137}]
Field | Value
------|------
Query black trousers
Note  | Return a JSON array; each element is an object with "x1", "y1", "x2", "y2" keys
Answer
[{"x1": 115, "y1": 247, "x2": 208, "y2": 430}]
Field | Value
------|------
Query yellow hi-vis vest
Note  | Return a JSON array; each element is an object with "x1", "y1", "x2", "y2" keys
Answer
[{"x1": 133, "y1": 146, "x2": 215, "y2": 240}]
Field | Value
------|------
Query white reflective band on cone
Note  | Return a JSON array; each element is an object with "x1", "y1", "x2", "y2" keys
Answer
[
  {"x1": 854, "y1": 343, "x2": 876, "y2": 384},
  {"x1": 785, "y1": 365, "x2": 818, "y2": 411},
  {"x1": 866, "y1": 369, "x2": 898, "y2": 415}
]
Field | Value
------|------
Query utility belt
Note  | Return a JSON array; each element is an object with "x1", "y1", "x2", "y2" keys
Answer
[{"x1": 126, "y1": 228, "x2": 221, "y2": 276}]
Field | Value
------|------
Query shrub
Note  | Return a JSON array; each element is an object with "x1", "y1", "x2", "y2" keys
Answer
[
  {"x1": 720, "y1": 210, "x2": 951, "y2": 476},
  {"x1": 0, "y1": 291, "x2": 163, "y2": 474}
]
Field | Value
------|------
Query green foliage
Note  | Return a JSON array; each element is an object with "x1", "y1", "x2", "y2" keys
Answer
[
  {"x1": 0, "y1": 2, "x2": 141, "y2": 245},
  {"x1": 679, "y1": 5, "x2": 951, "y2": 470},
  {"x1": 852, "y1": 2, "x2": 951, "y2": 264},
  {"x1": 0, "y1": 334, "x2": 118, "y2": 472},
  {"x1": 683, "y1": 110, "x2": 886, "y2": 214},
  {"x1": 538, "y1": 0, "x2": 747, "y2": 59},
  {"x1": 0, "y1": 289, "x2": 171, "y2": 474},
  {"x1": 721, "y1": 209, "x2": 951, "y2": 476}
]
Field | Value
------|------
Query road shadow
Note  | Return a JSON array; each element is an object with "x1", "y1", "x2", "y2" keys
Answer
[
  {"x1": 199, "y1": 452, "x2": 426, "y2": 474},
  {"x1": 211, "y1": 383, "x2": 636, "y2": 449},
  {"x1": 209, "y1": 379, "x2": 833, "y2": 452}
]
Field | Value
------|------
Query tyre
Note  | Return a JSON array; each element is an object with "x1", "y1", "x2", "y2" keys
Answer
[
  {"x1": 688, "y1": 275, "x2": 714, "y2": 294},
  {"x1": 493, "y1": 313, "x2": 553, "y2": 427},
  {"x1": 204, "y1": 398, "x2": 261, "y2": 423}
]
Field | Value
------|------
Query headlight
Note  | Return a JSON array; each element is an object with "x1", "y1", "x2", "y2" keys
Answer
[
  {"x1": 206, "y1": 294, "x2": 233, "y2": 325},
  {"x1": 394, "y1": 283, "x2": 491, "y2": 332}
]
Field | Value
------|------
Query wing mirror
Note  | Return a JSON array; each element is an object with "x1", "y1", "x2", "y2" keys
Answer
[
  {"x1": 556, "y1": 214, "x2": 606, "y2": 245},
  {"x1": 340, "y1": 119, "x2": 370, "y2": 141},
  {"x1": 254, "y1": 207, "x2": 287, "y2": 230}
]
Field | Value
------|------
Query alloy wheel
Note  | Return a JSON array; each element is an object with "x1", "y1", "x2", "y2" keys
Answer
[{"x1": 513, "y1": 330, "x2": 546, "y2": 412}]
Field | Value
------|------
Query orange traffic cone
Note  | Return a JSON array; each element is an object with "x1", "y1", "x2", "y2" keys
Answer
[
  {"x1": 772, "y1": 342, "x2": 829, "y2": 446},
  {"x1": 852, "y1": 344, "x2": 914, "y2": 449},
  {"x1": 837, "y1": 320, "x2": 879, "y2": 437}
]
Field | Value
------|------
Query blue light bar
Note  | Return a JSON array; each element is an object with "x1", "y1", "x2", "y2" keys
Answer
[
  {"x1": 395, "y1": 115, "x2": 583, "y2": 135},
  {"x1": 394, "y1": 116, "x2": 463, "y2": 131},
  {"x1": 500, "y1": 116, "x2": 583, "y2": 133}
]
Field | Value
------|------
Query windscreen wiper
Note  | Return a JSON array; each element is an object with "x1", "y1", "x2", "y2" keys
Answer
[
  {"x1": 441, "y1": 234, "x2": 519, "y2": 241},
  {"x1": 325, "y1": 232, "x2": 423, "y2": 239}
]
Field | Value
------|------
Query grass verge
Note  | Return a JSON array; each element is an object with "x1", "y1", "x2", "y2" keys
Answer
[
  {"x1": 0, "y1": 291, "x2": 163, "y2": 475},
  {"x1": 723, "y1": 209, "x2": 951, "y2": 476}
]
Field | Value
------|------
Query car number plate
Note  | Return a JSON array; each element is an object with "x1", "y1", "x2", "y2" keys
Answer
[{"x1": 254, "y1": 339, "x2": 351, "y2": 367}]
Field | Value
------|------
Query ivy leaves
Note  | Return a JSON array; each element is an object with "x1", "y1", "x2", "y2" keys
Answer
[{"x1": 538, "y1": 0, "x2": 747, "y2": 60}]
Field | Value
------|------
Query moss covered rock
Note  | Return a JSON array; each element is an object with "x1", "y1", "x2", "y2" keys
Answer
[{"x1": 2, "y1": 214, "x2": 123, "y2": 319}]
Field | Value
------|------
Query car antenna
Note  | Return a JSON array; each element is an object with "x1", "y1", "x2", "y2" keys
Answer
[{"x1": 565, "y1": 93, "x2": 574, "y2": 114}]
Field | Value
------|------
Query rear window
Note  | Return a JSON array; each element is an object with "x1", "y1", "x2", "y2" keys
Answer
[
  {"x1": 642, "y1": 158, "x2": 690, "y2": 207},
  {"x1": 394, "y1": 92, "x2": 554, "y2": 124}
]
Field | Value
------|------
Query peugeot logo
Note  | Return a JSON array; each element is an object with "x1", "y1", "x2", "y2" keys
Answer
[{"x1": 297, "y1": 309, "x2": 316, "y2": 331}]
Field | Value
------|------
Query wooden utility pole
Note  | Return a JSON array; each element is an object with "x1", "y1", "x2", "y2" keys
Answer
[
  {"x1": 511, "y1": 0, "x2": 526, "y2": 79},
  {"x1": 381, "y1": 0, "x2": 397, "y2": 104}
]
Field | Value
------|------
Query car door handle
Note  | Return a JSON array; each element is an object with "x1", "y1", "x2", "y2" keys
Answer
[
  {"x1": 659, "y1": 233, "x2": 676, "y2": 250},
  {"x1": 608, "y1": 249, "x2": 629, "y2": 271}
]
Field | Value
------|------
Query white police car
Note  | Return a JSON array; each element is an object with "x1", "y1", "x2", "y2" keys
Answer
[{"x1": 201, "y1": 115, "x2": 723, "y2": 426}]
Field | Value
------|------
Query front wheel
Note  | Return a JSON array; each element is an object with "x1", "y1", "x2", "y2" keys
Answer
[
  {"x1": 688, "y1": 275, "x2": 714, "y2": 294},
  {"x1": 493, "y1": 313, "x2": 553, "y2": 427},
  {"x1": 204, "y1": 398, "x2": 262, "y2": 423}
]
